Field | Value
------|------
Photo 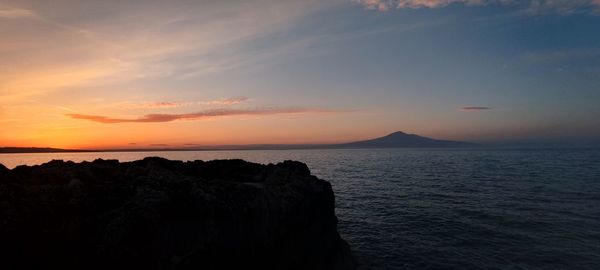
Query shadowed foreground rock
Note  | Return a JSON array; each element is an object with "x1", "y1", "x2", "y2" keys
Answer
[{"x1": 0, "y1": 158, "x2": 355, "y2": 270}]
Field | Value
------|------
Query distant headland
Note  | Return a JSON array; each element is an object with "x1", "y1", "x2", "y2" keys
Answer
[
  {"x1": 339, "y1": 131, "x2": 472, "y2": 148},
  {"x1": 0, "y1": 131, "x2": 473, "y2": 154}
]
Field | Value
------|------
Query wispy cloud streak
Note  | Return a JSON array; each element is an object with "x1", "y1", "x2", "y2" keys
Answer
[
  {"x1": 67, "y1": 107, "x2": 332, "y2": 123},
  {"x1": 0, "y1": 8, "x2": 35, "y2": 18},
  {"x1": 0, "y1": 1, "x2": 328, "y2": 101},
  {"x1": 355, "y1": 0, "x2": 600, "y2": 13},
  {"x1": 118, "y1": 97, "x2": 250, "y2": 109},
  {"x1": 120, "y1": 101, "x2": 188, "y2": 109},
  {"x1": 356, "y1": 0, "x2": 490, "y2": 11},
  {"x1": 459, "y1": 106, "x2": 492, "y2": 112},
  {"x1": 204, "y1": 97, "x2": 249, "y2": 106}
]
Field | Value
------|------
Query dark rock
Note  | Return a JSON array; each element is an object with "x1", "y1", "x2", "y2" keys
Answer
[
  {"x1": 0, "y1": 158, "x2": 355, "y2": 270},
  {"x1": 0, "y1": 163, "x2": 8, "y2": 177}
]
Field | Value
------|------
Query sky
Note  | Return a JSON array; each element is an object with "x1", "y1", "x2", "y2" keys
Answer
[{"x1": 1, "y1": 0, "x2": 599, "y2": 149}]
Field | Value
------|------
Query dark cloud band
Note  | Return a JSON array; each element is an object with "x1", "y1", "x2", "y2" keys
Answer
[{"x1": 459, "y1": 106, "x2": 492, "y2": 112}]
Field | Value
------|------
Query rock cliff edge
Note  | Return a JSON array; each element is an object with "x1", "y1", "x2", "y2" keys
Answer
[{"x1": 0, "y1": 157, "x2": 355, "y2": 270}]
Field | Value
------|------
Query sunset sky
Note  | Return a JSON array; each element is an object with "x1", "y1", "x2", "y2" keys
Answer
[{"x1": 1, "y1": 0, "x2": 599, "y2": 149}]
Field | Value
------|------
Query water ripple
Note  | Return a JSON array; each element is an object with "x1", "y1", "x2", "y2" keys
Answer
[{"x1": 1, "y1": 148, "x2": 599, "y2": 269}]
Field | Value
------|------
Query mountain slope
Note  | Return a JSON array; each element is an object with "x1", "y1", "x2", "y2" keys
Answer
[{"x1": 340, "y1": 131, "x2": 472, "y2": 148}]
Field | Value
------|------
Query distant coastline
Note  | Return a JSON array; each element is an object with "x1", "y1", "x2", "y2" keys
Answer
[
  {"x1": 1, "y1": 131, "x2": 474, "y2": 154},
  {"x1": 0, "y1": 147, "x2": 98, "y2": 154},
  {"x1": 0, "y1": 145, "x2": 325, "y2": 154}
]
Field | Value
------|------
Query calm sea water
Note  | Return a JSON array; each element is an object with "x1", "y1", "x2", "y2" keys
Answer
[{"x1": 1, "y1": 148, "x2": 600, "y2": 269}]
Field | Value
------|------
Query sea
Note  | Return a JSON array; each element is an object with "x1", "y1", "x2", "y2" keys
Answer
[{"x1": 1, "y1": 148, "x2": 599, "y2": 270}]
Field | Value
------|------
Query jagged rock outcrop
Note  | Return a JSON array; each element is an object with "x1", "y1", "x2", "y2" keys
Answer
[{"x1": 0, "y1": 157, "x2": 355, "y2": 270}]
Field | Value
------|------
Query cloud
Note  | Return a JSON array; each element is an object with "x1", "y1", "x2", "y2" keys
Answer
[
  {"x1": 354, "y1": 0, "x2": 600, "y2": 13},
  {"x1": 204, "y1": 97, "x2": 249, "y2": 106},
  {"x1": 142, "y1": 102, "x2": 180, "y2": 109},
  {"x1": 67, "y1": 108, "x2": 332, "y2": 124},
  {"x1": 0, "y1": 8, "x2": 35, "y2": 18},
  {"x1": 459, "y1": 106, "x2": 492, "y2": 112},
  {"x1": 117, "y1": 97, "x2": 250, "y2": 109},
  {"x1": 122, "y1": 101, "x2": 184, "y2": 109},
  {"x1": 355, "y1": 0, "x2": 500, "y2": 10},
  {"x1": 0, "y1": 1, "x2": 328, "y2": 102}
]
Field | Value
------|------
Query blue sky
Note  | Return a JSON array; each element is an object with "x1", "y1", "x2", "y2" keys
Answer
[{"x1": 1, "y1": 0, "x2": 599, "y2": 147}]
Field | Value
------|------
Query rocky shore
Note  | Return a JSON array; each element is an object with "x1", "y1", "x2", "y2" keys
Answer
[{"x1": 0, "y1": 158, "x2": 355, "y2": 270}]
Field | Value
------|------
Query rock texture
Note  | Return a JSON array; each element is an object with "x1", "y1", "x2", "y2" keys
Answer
[{"x1": 0, "y1": 157, "x2": 355, "y2": 270}]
